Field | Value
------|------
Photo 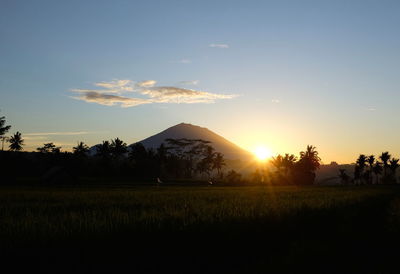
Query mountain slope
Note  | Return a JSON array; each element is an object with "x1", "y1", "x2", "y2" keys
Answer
[{"x1": 136, "y1": 123, "x2": 252, "y2": 160}]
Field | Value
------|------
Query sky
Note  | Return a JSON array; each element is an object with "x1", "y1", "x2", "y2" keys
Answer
[{"x1": 1, "y1": 0, "x2": 400, "y2": 164}]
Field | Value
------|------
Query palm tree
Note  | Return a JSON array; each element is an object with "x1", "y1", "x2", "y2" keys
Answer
[
  {"x1": 96, "y1": 140, "x2": 111, "y2": 158},
  {"x1": 110, "y1": 138, "x2": 127, "y2": 158},
  {"x1": 197, "y1": 145, "x2": 215, "y2": 178},
  {"x1": 379, "y1": 152, "x2": 391, "y2": 179},
  {"x1": 389, "y1": 158, "x2": 399, "y2": 184},
  {"x1": 0, "y1": 114, "x2": 11, "y2": 151},
  {"x1": 8, "y1": 132, "x2": 24, "y2": 151},
  {"x1": 212, "y1": 152, "x2": 225, "y2": 178},
  {"x1": 282, "y1": 154, "x2": 297, "y2": 175},
  {"x1": 372, "y1": 162, "x2": 383, "y2": 184},
  {"x1": 367, "y1": 155, "x2": 375, "y2": 184},
  {"x1": 299, "y1": 145, "x2": 321, "y2": 171},
  {"x1": 356, "y1": 154, "x2": 367, "y2": 184},
  {"x1": 270, "y1": 154, "x2": 284, "y2": 172},
  {"x1": 73, "y1": 141, "x2": 89, "y2": 156},
  {"x1": 297, "y1": 145, "x2": 321, "y2": 185}
]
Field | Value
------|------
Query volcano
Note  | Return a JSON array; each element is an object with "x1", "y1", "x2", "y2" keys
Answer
[{"x1": 135, "y1": 123, "x2": 252, "y2": 160}]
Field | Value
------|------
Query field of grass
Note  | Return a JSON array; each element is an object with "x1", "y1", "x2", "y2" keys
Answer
[{"x1": 1, "y1": 185, "x2": 400, "y2": 273}]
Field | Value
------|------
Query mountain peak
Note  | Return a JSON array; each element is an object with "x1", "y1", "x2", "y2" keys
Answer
[{"x1": 136, "y1": 123, "x2": 252, "y2": 160}]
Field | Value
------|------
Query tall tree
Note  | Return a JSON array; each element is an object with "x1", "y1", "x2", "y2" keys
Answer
[
  {"x1": 110, "y1": 138, "x2": 127, "y2": 158},
  {"x1": 356, "y1": 154, "x2": 368, "y2": 184},
  {"x1": 270, "y1": 154, "x2": 284, "y2": 173},
  {"x1": 379, "y1": 152, "x2": 391, "y2": 178},
  {"x1": 389, "y1": 158, "x2": 399, "y2": 184},
  {"x1": 212, "y1": 152, "x2": 225, "y2": 178},
  {"x1": 73, "y1": 141, "x2": 89, "y2": 156},
  {"x1": 0, "y1": 114, "x2": 11, "y2": 151},
  {"x1": 95, "y1": 140, "x2": 111, "y2": 159},
  {"x1": 282, "y1": 154, "x2": 297, "y2": 179},
  {"x1": 197, "y1": 145, "x2": 215, "y2": 178},
  {"x1": 372, "y1": 162, "x2": 383, "y2": 184},
  {"x1": 8, "y1": 132, "x2": 24, "y2": 151},
  {"x1": 296, "y1": 145, "x2": 321, "y2": 185},
  {"x1": 367, "y1": 155, "x2": 375, "y2": 184}
]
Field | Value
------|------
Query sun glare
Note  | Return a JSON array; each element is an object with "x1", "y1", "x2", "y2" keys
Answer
[{"x1": 253, "y1": 146, "x2": 272, "y2": 161}]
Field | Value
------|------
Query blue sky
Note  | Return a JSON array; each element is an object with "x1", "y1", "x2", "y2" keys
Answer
[{"x1": 1, "y1": 0, "x2": 400, "y2": 163}]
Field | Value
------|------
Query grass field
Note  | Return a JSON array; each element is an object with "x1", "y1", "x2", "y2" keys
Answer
[{"x1": 1, "y1": 185, "x2": 400, "y2": 273}]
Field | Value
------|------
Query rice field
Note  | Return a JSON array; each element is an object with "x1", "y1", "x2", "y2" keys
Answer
[{"x1": 1, "y1": 185, "x2": 400, "y2": 273}]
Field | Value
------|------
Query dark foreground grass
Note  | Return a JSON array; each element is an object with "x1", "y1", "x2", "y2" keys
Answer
[{"x1": 1, "y1": 185, "x2": 400, "y2": 273}]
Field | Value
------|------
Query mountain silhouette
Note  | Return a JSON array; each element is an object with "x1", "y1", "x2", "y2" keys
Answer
[{"x1": 136, "y1": 123, "x2": 253, "y2": 160}]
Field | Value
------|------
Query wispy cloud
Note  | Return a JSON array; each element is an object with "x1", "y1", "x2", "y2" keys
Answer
[
  {"x1": 209, "y1": 43, "x2": 229, "y2": 49},
  {"x1": 170, "y1": 59, "x2": 192, "y2": 64},
  {"x1": 70, "y1": 79, "x2": 237, "y2": 108},
  {"x1": 72, "y1": 92, "x2": 150, "y2": 108},
  {"x1": 271, "y1": 99, "x2": 280, "y2": 103},
  {"x1": 179, "y1": 59, "x2": 191, "y2": 64},
  {"x1": 178, "y1": 80, "x2": 199, "y2": 86},
  {"x1": 94, "y1": 79, "x2": 132, "y2": 89},
  {"x1": 25, "y1": 131, "x2": 93, "y2": 136},
  {"x1": 72, "y1": 79, "x2": 135, "y2": 94},
  {"x1": 141, "y1": 87, "x2": 237, "y2": 104},
  {"x1": 137, "y1": 80, "x2": 157, "y2": 88}
]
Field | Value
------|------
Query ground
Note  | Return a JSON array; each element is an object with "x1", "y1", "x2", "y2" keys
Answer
[{"x1": 1, "y1": 185, "x2": 400, "y2": 273}]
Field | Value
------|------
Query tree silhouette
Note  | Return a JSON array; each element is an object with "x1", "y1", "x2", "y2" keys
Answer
[
  {"x1": 8, "y1": 131, "x2": 24, "y2": 151},
  {"x1": 355, "y1": 154, "x2": 367, "y2": 184},
  {"x1": 271, "y1": 154, "x2": 297, "y2": 184},
  {"x1": 296, "y1": 145, "x2": 321, "y2": 185},
  {"x1": 282, "y1": 153, "x2": 297, "y2": 182},
  {"x1": 37, "y1": 143, "x2": 61, "y2": 153},
  {"x1": 95, "y1": 141, "x2": 111, "y2": 159},
  {"x1": 198, "y1": 145, "x2": 216, "y2": 178},
  {"x1": 389, "y1": 158, "x2": 399, "y2": 184},
  {"x1": 367, "y1": 155, "x2": 375, "y2": 184},
  {"x1": 212, "y1": 152, "x2": 225, "y2": 178},
  {"x1": 270, "y1": 154, "x2": 284, "y2": 173},
  {"x1": 73, "y1": 141, "x2": 89, "y2": 156},
  {"x1": 372, "y1": 162, "x2": 383, "y2": 184},
  {"x1": 379, "y1": 152, "x2": 391, "y2": 181},
  {"x1": 0, "y1": 114, "x2": 11, "y2": 151},
  {"x1": 110, "y1": 138, "x2": 127, "y2": 158}
]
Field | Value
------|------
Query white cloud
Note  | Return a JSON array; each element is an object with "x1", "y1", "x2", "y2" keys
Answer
[
  {"x1": 271, "y1": 99, "x2": 280, "y2": 103},
  {"x1": 137, "y1": 80, "x2": 157, "y2": 88},
  {"x1": 70, "y1": 79, "x2": 237, "y2": 108},
  {"x1": 140, "y1": 87, "x2": 237, "y2": 104},
  {"x1": 209, "y1": 43, "x2": 229, "y2": 49},
  {"x1": 178, "y1": 80, "x2": 199, "y2": 86},
  {"x1": 94, "y1": 79, "x2": 132, "y2": 89}
]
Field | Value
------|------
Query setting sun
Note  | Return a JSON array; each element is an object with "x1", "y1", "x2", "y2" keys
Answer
[{"x1": 253, "y1": 146, "x2": 273, "y2": 161}]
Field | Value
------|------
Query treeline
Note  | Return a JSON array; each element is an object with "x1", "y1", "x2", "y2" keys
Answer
[
  {"x1": 339, "y1": 153, "x2": 399, "y2": 185},
  {"x1": 1, "y1": 113, "x2": 234, "y2": 183},
  {"x1": 1, "y1": 137, "x2": 229, "y2": 183},
  {"x1": 250, "y1": 145, "x2": 322, "y2": 185}
]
